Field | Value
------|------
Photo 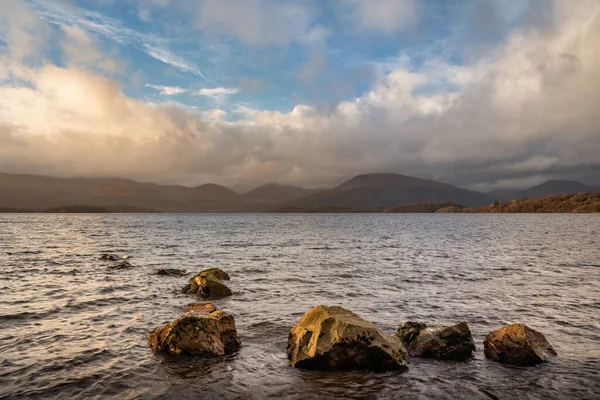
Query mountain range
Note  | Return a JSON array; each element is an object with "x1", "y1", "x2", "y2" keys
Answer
[{"x1": 0, "y1": 172, "x2": 597, "y2": 213}]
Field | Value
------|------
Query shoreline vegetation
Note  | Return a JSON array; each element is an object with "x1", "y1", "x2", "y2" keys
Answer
[{"x1": 1, "y1": 193, "x2": 598, "y2": 214}]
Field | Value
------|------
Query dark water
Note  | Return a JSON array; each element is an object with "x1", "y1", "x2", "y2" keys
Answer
[{"x1": 0, "y1": 214, "x2": 599, "y2": 399}]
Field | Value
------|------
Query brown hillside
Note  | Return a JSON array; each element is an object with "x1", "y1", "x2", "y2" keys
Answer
[{"x1": 437, "y1": 193, "x2": 600, "y2": 213}]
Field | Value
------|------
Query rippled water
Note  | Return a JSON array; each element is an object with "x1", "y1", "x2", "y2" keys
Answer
[{"x1": 0, "y1": 214, "x2": 599, "y2": 399}]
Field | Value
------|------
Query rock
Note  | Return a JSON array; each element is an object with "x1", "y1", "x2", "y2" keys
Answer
[
  {"x1": 182, "y1": 274, "x2": 232, "y2": 298},
  {"x1": 107, "y1": 260, "x2": 135, "y2": 270},
  {"x1": 155, "y1": 268, "x2": 189, "y2": 276},
  {"x1": 287, "y1": 305, "x2": 409, "y2": 371},
  {"x1": 396, "y1": 321, "x2": 427, "y2": 345},
  {"x1": 398, "y1": 321, "x2": 476, "y2": 361},
  {"x1": 148, "y1": 310, "x2": 241, "y2": 356},
  {"x1": 196, "y1": 267, "x2": 230, "y2": 281},
  {"x1": 483, "y1": 324, "x2": 557, "y2": 366},
  {"x1": 100, "y1": 254, "x2": 119, "y2": 261},
  {"x1": 184, "y1": 301, "x2": 219, "y2": 314}
]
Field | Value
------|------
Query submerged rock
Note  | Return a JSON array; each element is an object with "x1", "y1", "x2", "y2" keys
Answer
[
  {"x1": 196, "y1": 267, "x2": 230, "y2": 281},
  {"x1": 100, "y1": 254, "x2": 119, "y2": 261},
  {"x1": 483, "y1": 324, "x2": 557, "y2": 366},
  {"x1": 182, "y1": 274, "x2": 232, "y2": 298},
  {"x1": 148, "y1": 310, "x2": 241, "y2": 356},
  {"x1": 107, "y1": 260, "x2": 135, "y2": 270},
  {"x1": 397, "y1": 321, "x2": 476, "y2": 361},
  {"x1": 287, "y1": 305, "x2": 409, "y2": 371},
  {"x1": 184, "y1": 301, "x2": 219, "y2": 314},
  {"x1": 155, "y1": 268, "x2": 189, "y2": 277}
]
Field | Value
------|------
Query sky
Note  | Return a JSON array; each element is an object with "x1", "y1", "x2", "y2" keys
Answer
[{"x1": 0, "y1": 0, "x2": 599, "y2": 191}]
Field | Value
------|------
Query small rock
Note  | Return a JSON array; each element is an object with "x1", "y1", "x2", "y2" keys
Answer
[
  {"x1": 148, "y1": 310, "x2": 241, "y2": 356},
  {"x1": 100, "y1": 254, "x2": 119, "y2": 261},
  {"x1": 155, "y1": 268, "x2": 189, "y2": 276},
  {"x1": 183, "y1": 274, "x2": 232, "y2": 298},
  {"x1": 196, "y1": 267, "x2": 230, "y2": 281},
  {"x1": 107, "y1": 260, "x2": 135, "y2": 270},
  {"x1": 483, "y1": 323, "x2": 557, "y2": 366},
  {"x1": 184, "y1": 301, "x2": 219, "y2": 314},
  {"x1": 398, "y1": 321, "x2": 476, "y2": 361},
  {"x1": 287, "y1": 305, "x2": 408, "y2": 371}
]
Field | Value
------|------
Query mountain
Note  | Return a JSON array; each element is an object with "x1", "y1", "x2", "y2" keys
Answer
[
  {"x1": 0, "y1": 173, "x2": 251, "y2": 212},
  {"x1": 244, "y1": 183, "x2": 323, "y2": 205},
  {"x1": 283, "y1": 173, "x2": 492, "y2": 210},
  {"x1": 487, "y1": 180, "x2": 593, "y2": 201}
]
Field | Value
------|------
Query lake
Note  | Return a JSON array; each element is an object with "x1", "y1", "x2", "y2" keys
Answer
[{"x1": 0, "y1": 214, "x2": 599, "y2": 399}]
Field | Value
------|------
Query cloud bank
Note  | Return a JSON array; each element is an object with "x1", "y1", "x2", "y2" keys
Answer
[{"x1": 0, "y1": 0, "x2": 599, "y2": 189}]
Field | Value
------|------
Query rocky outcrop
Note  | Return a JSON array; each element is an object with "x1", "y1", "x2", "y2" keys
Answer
[
  {"x1": 182, "y1": 274, "x2": 232, "y2": 298},
  {"x1": 196, "y1": 267, "x2": 230, "y2": 281},
  {"x1": 483, "y1": 324, "x2": 557, "y2": 366},
  {"x1": 396, "y1": 321, "x2": 476, "y2": 361},
  {"x1": 148, "y1": 310, "x2": 241, "y2": 356},
  {"x1": 287, "y1": 305, "x2": 409, "y2": 371},
  {"x1": 155, "y1": 268, "x2": 189, "y2": 276},
  {"x1": 184, "y1": 301, "x2": 219, "y2": 314}
]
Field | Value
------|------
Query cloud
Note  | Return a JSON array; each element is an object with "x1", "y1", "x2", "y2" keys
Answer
[
  {"x1": 193, "y1": 0, "x2": 318, "y2": 46},
  {"x1": 61, "y1": 24, "x2": 123, "y2": 73},
  {"x1": 28, "y1": 0, "x2": 206, "y2": 79},
  {"x1": 195, "y1": 87, "x2": 239, "y2": 104},
  {"x1": 339, "y1": 0, "x2": 417, "y2": 35},
  {"x1": 0, "y1": 0, "x2": 599, "y2": 190},
  {"x1": 145, "y1": 84, "x2": 187, "y2": 96}
]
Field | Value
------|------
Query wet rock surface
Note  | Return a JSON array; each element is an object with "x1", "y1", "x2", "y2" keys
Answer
[
  {"x1": 148, "y1": 310, "x2": 241, "y2": 356},
  {"x1": 183, "y1": 271, "x2": 232, "y2": 298},
  {"x1": 196, "y1": 267, "x2": 230, "y2": 281},
  {"x1": 398, "y1": 321, "x2": 476, "y2": 361},
  {"x1": 287, "y1": 305, "x2": 409, "y2": 371},
  {"x1": 184, "y1": 301, "x2": 219, "y2": 314},
  {"x1": 484, "y1": 324, "x2": 557, "y2": 366}
]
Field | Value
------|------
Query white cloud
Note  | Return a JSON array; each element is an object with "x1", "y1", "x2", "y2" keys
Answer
[
  {"x1": 145, "y1": 84, "x2": 187, "y2": 96},
  {"x1": 196, "y1": 87, "x2": 239, "y2": 97}
]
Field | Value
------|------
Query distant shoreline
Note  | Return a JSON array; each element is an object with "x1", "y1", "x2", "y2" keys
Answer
[{"x1": 2, "y1": 193, "x2": 599, "y2": 214}]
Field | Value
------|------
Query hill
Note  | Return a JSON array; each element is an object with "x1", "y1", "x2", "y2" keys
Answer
[
  {"x1": 437, "y1": 192, "x2": 600, "y2": 213},
  {"x1": 244, "y1": 183, "x2": 323, "y2": 205},
  {"x1": 0, "y1": 173, "x2": 253, "y2": 212},
  {"x1": 378, "y1": 202, "x2": 464, "y2": 213},
  {"x1": 486, "y1": 180, "x2": 594, "y2": 201},
  {"x1": 284, "y1": 173, "x2": 491, "y2": 210}
]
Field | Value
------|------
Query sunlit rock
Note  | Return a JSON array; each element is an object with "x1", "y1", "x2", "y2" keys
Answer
[
  {"x1": 196, "y1": 267, "x2": 231, "y2": 281},
  {"x1": 287, "y1": 305, "x2": 409, "y2": 371},
  {"x1": 397, "y1": 321, "x2": 476, "y2": 361},
  {"x1": 484, "y1": 323, "x2": 557, "y2": 366},
  {"x1": 182, "y1": 274, "x2": 232, "y2": 298},
  {"x1": 184, "y1": 301, "x2": 219, "y2": 314},
  {"x1": 148, "y1": 310, "x2": 241, "y2": 356}
]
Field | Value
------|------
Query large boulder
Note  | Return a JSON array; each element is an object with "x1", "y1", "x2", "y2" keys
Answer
[
  {"x1": 483, "y1": 324, "x2": 557, "y2": 366},
  {"x1": 148, "y1": 310, "x2": 241, "y2": 356},
  {"x1": 182, "y1": 274, "x2": 232, "y2": 298},
  {"x1": 196, "y1": 267, "x2": 230, "y2": 281},
  {"x1": 397, "y1": 321, "x2": 476, "y2": 361},
  {"x1": 287, "y1": 305, "x2": 409, "y2": 371}
]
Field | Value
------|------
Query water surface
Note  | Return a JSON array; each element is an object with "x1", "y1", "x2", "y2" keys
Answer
[{"x1": 0, "y1": 214, "x2": 599, "y2": 399}]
